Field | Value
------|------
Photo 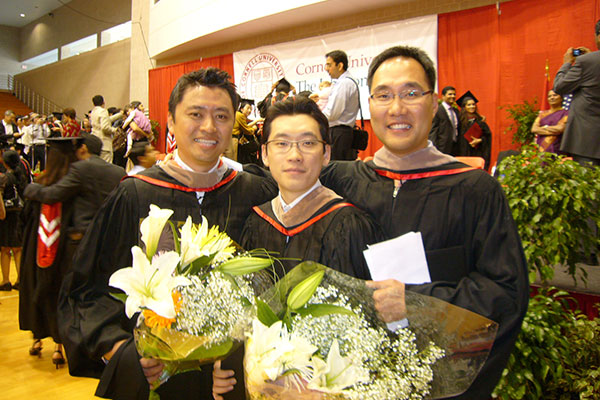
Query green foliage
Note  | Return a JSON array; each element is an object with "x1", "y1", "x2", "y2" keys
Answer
[
  {"x1": 493, "y1": 288, "x2": 600, "y2": 399},
  {"x1": 501, "y1": 99, "x2": 539, "y2": 146},
  {"x1": 498, "y1": 146, "x2": 600, "y2": 284}
]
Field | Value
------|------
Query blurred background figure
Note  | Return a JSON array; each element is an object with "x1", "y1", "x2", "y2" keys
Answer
[
  {"x1": 127, "y1": 141, "x2": 158, "y2": 175},
  {"x1": 0, "y1": 148, "x2": 26, "y2": 291},
  {"x1": 61, "y1": 108, "x2": 81, "y2": 138},
  {"x1": 235, "y1": 99, "x2": 264, "y2": 164},
  {"x1": 531, "y1": 90, "x2": 568, "y2": 154},
  {"x1": 457, "y1": 91, "x2": 492, "y2": 170}
]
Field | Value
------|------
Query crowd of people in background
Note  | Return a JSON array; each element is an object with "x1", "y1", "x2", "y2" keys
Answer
[{"x1": 0, "y1": 17, "x2": 596, "y2": 399}]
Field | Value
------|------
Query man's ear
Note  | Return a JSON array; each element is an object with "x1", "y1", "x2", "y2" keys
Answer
[
  {"x1": 322, "y1": 144, "x2": 331, "y2": 166},
  {"x1": 261, "y1": 144, "x2": 269, "y2": 168},
  {"x1": 431, "y1": 94, "x2": 439, "y2": 117},
  {"x1": 167, "y1": 113, "x2": 174, "y2": 137}
]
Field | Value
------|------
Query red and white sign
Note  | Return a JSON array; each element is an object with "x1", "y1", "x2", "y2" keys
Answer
[{"x1": 233, "y1": 15, "x2": 437, "y2": 119}]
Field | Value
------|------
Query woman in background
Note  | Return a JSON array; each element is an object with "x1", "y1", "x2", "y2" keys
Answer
[
  {"x1": 457, "y1": 91, "x2": 492, "y2": 170},
  {"x1": 531, "y1": 90, "x2": 568, "y2": 154},
  {"x1": 19, "y1": 138, "x2": 79, "y2": 368},
  {"x1": 0, "y1": 150, "x2": 27, "y2": 291}
]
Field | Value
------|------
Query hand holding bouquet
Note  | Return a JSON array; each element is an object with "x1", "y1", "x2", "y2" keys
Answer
[
  {"x1": 245, "y1": 262, "x2": 498, "y2": 399},
  {"x1": 108, "y1": 205, "x2": 274, "y2": 396}
]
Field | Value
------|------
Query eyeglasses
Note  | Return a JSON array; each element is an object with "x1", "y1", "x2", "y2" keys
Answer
[
  {"x1": 370, "y1": 89, "x2": 433, "y2": 105},
  {"x1": 265, "y1": 139, "x2": 326, "y2": 154}
]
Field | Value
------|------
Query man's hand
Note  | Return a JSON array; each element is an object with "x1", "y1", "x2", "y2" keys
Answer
[
  {"x1": 563, "y1": 48, "x2": 576, "y2": 64},
  {"x1": 212, "y1": 360, "x2": 236, "y2": 400},
  {"x1": 140, "y1": 358, "x2": 164, "y2": 385},
  {"x1": 366, "y1": 279, "x2": 407, "y2": 322}
]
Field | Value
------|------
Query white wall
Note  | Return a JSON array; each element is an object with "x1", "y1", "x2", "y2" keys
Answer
[
  {"x1": 0, "y1": 25, "x2": 22, "y2": 89},
  {"x1": 148, "y1": 0, "x2": 324, "y2": 58}
]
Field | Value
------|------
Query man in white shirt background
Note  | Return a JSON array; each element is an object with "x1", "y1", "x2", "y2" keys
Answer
[{"x1": 323, "y1": 50, "x2": 360, "y2": 160}]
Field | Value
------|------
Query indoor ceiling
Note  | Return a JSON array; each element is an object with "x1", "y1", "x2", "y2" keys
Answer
[{"x1": 0, "y1": 0, "x2": 64, "y2": 28}]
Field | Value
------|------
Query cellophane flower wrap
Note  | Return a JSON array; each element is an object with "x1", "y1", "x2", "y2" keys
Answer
[
  {"x1": 245, "y1": 262, "x2": 498, "y2": 400},
  {"x1": 108, "y1": 205, "x2": 274, "y2": 397}
]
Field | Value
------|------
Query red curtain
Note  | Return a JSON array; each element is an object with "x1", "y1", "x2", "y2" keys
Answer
[
  {"x1": 438, "y1": 0, "x2": 600, "y2": 167},
  {"x1": 148, "y1": 55, "x2": 234, "y2": 151}
]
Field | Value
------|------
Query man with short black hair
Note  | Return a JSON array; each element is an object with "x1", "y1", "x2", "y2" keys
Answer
[
  {"x1": 321, "y1": 45, "x2": 529, "y2": 399},
  {"x1": 553, "y1": 19, "x2": 600, "y2": 165},
  {"x1": 429, "y1": 85, "x2": 460, "y2": 155},
  {"x1": 90, "y1": 95, "x2": 123, "y2": 163},
  {"x1": 58, "y1": 67, "x2": 277, "y2": 400},
  {"x1": 323, "y1": 49, "x2": 360, "y2": 160}
]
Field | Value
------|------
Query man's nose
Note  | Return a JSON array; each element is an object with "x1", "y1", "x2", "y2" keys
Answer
[{"x1": 201, "y1": 116, "x2": 217, "y2": 132}]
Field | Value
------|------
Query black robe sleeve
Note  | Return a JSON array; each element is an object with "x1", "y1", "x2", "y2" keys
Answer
[
  {"x1": 58, "y1": 183, "x2": 140, "y2": 380},
  {"x1": 319, "y1": 205, "x2": 382, "y2": 280}
]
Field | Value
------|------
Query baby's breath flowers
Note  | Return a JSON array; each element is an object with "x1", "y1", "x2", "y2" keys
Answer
[
  {"x1": 245, "y1": 264, "x2": 445, "y2": 400},
  {"x1": 109, "y1": 205, "x2": 274, "y2": 397}
]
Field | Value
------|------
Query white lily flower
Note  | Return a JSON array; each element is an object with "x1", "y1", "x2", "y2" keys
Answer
[
  {"x1": 109, "y1": 246, "x2": 190, "y2": 318},
  {"x1": 308, "y1": 339, "x2": 368, "y2": 393},
  {"x1": 140, "y1": 205, "x2": 174, "y2": 259},
  {"x1": 245, "y1": 319, "x2": 316, "y2": 386}
]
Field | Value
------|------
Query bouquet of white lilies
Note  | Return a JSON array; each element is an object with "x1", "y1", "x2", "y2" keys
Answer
[
  {"x1": 245, "y1": 262, "x2": 498, "y2": 400},
  {"x1": 108, "y1": 205, "x2": 274, "y2": 396}
]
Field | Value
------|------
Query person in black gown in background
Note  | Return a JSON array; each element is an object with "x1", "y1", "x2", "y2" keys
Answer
[{"x1": 19, "y1": 138, "x2": 80, "y2": 368}]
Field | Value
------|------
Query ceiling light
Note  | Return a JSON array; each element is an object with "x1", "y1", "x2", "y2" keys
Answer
[{"x1": 20, "y1": 13, "x2": 26, "y2": 17}]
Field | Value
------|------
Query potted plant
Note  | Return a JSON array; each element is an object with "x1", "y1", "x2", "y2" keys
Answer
[{"x1": 493, "y1": 146, "x2": 600, "y2": 399}]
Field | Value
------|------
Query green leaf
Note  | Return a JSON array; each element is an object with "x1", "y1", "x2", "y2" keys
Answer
[
  {"x1": 256, "y1": 299, "x2": 280, "y2": 327},
  {"x1": 109, "y1": 292, "x2": 128, "y2": 304},
  {"x1": 294, "y1": 304, "x2": 355, "y2": 318}
]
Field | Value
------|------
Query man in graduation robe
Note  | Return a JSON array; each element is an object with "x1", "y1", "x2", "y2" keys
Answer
[
  {"x1": 213, "y1": 97, "x2": 381, "y2": 399},
  {"x1": 241, "y1": 97, "x2": 380, "y2": 279},
  {"x1": 57, "y1": 68, "x2": 277, "y2": 400},
  {"x1": 320, "y1": 46, "x2": 529, "y2": 399}
]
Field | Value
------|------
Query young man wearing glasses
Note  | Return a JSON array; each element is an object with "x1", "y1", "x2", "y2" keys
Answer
[
  {"x1": 212, "y1": 97, "x2": 381, "y2": 400},
  {"x1": 320, "y1": 46, "x2": 529, "y2": 399},
  {"x1": 242, "y1": 96, "x2": 380, "y2": 279}
]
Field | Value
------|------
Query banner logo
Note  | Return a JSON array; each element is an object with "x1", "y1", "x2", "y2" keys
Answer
[{"x1": 239, "y1": 53, "x2": 284, "y2": 100}]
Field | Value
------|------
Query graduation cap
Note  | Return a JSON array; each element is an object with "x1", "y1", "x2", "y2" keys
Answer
[
  {"x1": 46, "y1": 136, "x2": 84, "y2": 154},
  {"x1": 457, "y1": 90, "x2": 479, "y2": 107},
  {"x1": 240, "y1": 98, "x2": 255, "y2": 105},
  {"x1": 275, "y1": 77, "x2": 291, "y2": 93},
  {"x1": 52, "y1": 112, "x2": 63, "y2": 120}
]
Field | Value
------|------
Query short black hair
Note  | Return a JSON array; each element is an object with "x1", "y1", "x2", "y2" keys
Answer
[
  {"x1": 130, "y1": 101, "x2": 142, "y2": 109},
  {"x1": 128, "y1": 140, "x2": 149, "y2": 165},
  {"x1": 367, "y1": 46, "x2": 437, "y2": 91},
  {"x1": 325, "y1": 50, "x2": 348, "y2": 71},
  {"x1": 238, "y1": 99, "x2": 253, "y2": 112},
  {"x1": 2, "y1": 150, "x2": 20, "y2": 169},
  {"x1": 82, "y1": 133, "x2": 102, "y2": 155},
  {"x1": 262, "y1": 97, "x2": 331, "y2": 145},
  {"x1": 168, "y1": 68, "x2": 238, "y2": 122},
  {"x1": 92, "y1": 95, "x2": 104, "y2": 107},
  {"x1": 441, "y1": 86, "x2": 456, "y2": 95}
]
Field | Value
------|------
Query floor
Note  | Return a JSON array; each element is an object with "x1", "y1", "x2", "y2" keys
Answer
[{"x1": 0, "y1": 259, "x2": 99, "y2": 399}]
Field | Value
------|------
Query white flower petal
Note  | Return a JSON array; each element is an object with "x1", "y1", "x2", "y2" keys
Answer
[{"x1": 140, "y1": 205, "x2": 173, "y2": 259}]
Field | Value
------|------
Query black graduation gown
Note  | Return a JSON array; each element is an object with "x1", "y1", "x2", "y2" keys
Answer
[
  {"x1": 320, "y1": 160, "x2": 529, "y2": 399},
  {"x1": 457, "y1": 118, "x2": 492, "y2": 170},
  {"x1": 57, "y1": 165, "x2": 277, "y2": 400},
  {"x1": 241, "y1": 199, "x2": 381, "y2": 280},
  {"x1": 19, "y1": 198, "x2": 74, "y2": 342}
]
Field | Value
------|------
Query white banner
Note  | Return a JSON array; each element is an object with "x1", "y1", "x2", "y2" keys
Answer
[{"x1": 233, "y1": 15, "x2": 437, "y2": 119}]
